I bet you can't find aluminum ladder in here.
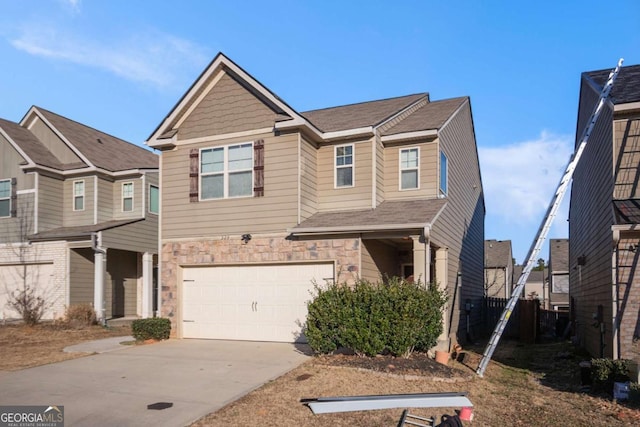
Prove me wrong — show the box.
[476,58,624,377]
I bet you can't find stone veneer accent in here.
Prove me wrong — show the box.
[0,241,68,320]
[160,235,361,336]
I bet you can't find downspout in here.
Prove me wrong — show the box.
[92,231,107,326]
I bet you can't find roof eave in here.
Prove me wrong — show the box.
[614,101,640,113]
[288,222,430,235]
[381,129,438,143]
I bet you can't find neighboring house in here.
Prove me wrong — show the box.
[146,53,485,348]
[0,107,159,322]
[548,238,569,311]
[484,239,513,298]
[569,63,640,360]
[513,266,547,303]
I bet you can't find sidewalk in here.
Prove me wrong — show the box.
[63,335,135,353]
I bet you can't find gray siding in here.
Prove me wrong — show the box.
[375,135,385,205]
[27,116,83,164]
[179,72,278,140]
[0,194,35,243]
[569,80,615,358]
[97,177,113,223]
[361,239,399,282]
[112,177,144,220]
[161,132,299,239]
[429,101,485,342]
[0,135,34,190]
[37,174,63,232]
[316,139,373,211]
[102,218,158,254]
[69,247,94,306]
[63,177,95,227]
[299,136,318,222]
[106,249,138,318]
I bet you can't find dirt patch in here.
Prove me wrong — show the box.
[192,340,640,426]
[0,323,131,371]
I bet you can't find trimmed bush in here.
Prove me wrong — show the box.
[131,318,171,341]
[64,304,97,327]
[305,277,447,357]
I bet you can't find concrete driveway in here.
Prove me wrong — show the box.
[0,339,310,427]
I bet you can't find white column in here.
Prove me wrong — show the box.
[412,236,430,285]
[142,252,153,318]
[94,251,106,323]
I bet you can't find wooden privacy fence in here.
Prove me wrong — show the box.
[482,297,541,343]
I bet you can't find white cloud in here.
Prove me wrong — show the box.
[10,24,209,89]
[479,131,573,227]
[58,0,81,13]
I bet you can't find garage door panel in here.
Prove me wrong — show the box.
[182,263,334,342]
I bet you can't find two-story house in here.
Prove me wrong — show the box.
[0,107,158,322]
[484,239,514,298]
[570,63,640,360]
[548,238,569,311]
[146,53,485,348]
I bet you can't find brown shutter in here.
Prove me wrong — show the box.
[10,177,17,217]
[253,139,264,197]
[189,149,199,202]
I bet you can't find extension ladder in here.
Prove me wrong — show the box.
[476,58,624,377]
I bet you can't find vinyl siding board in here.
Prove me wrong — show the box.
[375,135,385,205]
[0,193,35,243]
[383,140,438,200]
[179,72,279,140]
[27,117,83,165]
[162,132,299,239]
[361,239,399,282]
[69,247,94,306]
[569,80,615,358]
[316,139,373,211]
[112,177,143,220]
[299,136,318,222]
[614,117,640,199]
[102,218,158,254]
[429,102,485,338]
[0,134,33,190]
[97,177,113,223]
[63,177,95,227]
[37,174,63,232]
[105,248,138,318]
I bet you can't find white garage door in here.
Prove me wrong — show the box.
[0,263,55,319]
[182,263,334,342]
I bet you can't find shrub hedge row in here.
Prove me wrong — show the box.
[131,318,171,341]
[305,277,447,357]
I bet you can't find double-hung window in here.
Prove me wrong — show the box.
[122,182,134,212]
[201,142,253,199]
[335,144,354,188]
[440,150,448,196]
[0,179,10,217]
[149,185,159,214]
[400,147,419,190]
[73,180,84,211]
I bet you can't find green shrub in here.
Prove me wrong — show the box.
[64,304,97,328]
[305,277,447,357]
[131,318,171,341]
[590,358,631,392]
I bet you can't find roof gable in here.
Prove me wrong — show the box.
[0,117,66,170]
[381,97,468,136]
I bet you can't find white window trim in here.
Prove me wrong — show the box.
[334,143,354,189]
[149,184,159,215]
[199,142,254,201]
[73,179,85,212]
[122,181,134,212]
[439,150,448,197]
[0,178,10,218]
[399,146,420,191]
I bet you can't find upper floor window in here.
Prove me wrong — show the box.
[440,150,448,196]
[122,182,134,212]
[0,179,10,217]
[400,147,419,190]
[335,144,354,188]
[73,180,84,211]
[201,142,253,200]
[149,185,159,214]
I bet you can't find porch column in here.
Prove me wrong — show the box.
[142,252,153,318]
[412,236,430,285]
[94,251,106,323]
[435,248,450,348]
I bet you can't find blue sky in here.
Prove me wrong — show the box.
[0,0,638,263]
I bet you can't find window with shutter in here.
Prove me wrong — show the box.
[254,139,264,197]
[0,179,10,217]
[189,148,199,202]
[199,142,254,200]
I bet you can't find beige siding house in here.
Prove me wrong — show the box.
[569,64,640,360]
[147,53,485,348]
[0,107,159,322]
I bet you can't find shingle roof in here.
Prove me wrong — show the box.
[484,240,512,268]
[0,118,67,170]
[549,238,569,272]
[585,64,640,105]
[381,97,468,136]
[36,108,158,171]
[290,199,447,233]
[28,219,144,241]
[512,266,547,284]
[300,93,428,132]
